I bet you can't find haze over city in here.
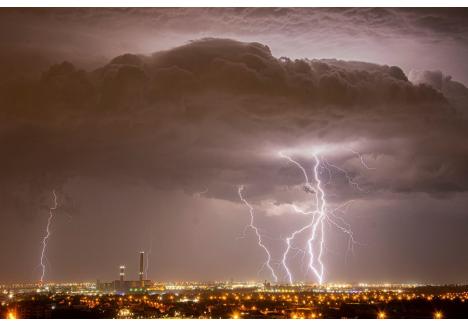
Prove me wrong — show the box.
[1,8,468,287]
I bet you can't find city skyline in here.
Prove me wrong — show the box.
[1,8,468,286]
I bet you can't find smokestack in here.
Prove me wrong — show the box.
[120,265,125,282]
[139,252,144,281]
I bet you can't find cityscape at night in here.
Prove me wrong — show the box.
[1,250,468,319]
[2,281,468,319]
[1,5,468,320]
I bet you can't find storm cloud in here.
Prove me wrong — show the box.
[1,38,466,203]
[1,9,468,284]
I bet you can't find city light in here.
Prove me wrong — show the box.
[7,310,17,319]
[0,281,467,318]
[377,311,386,319]
[117,308,133,318]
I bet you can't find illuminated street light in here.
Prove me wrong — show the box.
[7,310,17,319]
[377,311,386,319]
[231,312,240,319]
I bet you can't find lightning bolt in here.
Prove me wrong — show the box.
[279,151,323,284]
[349,148,376,170]
[303,152,326,284]
[323,160,364,192]
[280,151,359,285]
[39,190,58,284]
[238,185,278,282]
[322,148,376,192]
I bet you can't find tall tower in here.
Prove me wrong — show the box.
[119,265,125,282]
[139,251,144,282]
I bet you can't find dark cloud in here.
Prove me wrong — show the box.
[1,14,468,283]
[1,38,466,209]
[409,69,468,117]
[2,8,468,83]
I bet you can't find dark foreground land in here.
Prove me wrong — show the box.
[1,285,468,319]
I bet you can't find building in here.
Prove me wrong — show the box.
[97,252,152,294]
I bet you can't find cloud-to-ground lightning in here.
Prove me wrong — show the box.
[238,185,278,282]
[279,152,326,284]
[279,151,359,285]
[236,149,369,285]
[39,190,58,284]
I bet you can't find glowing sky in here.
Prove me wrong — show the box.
[0,8,468,284]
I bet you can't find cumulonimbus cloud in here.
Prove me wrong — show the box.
[1,38,467,217]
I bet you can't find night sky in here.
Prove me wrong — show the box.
[1,8,468,284]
